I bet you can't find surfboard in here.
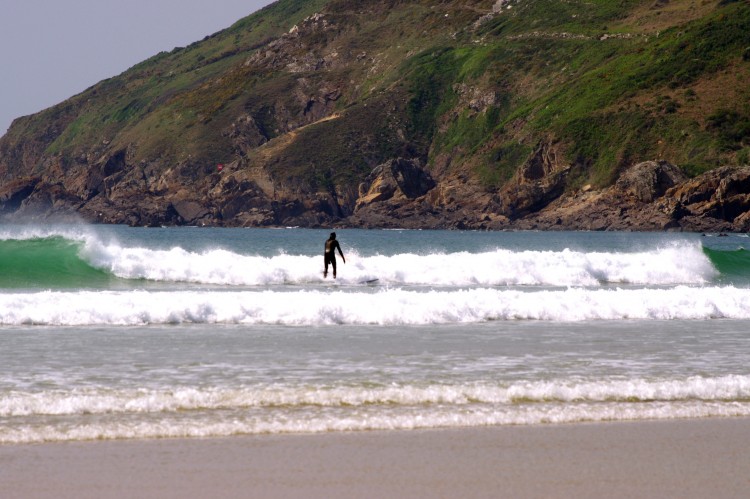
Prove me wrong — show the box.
[360,278,379,285]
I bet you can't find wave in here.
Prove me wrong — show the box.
[0,232,721,288]
[6,401,749,444]
[2,376,749,443]
[704,247,750,284]
[3,375,748,417]
[0,236,114,288]
[84,240,721,287]
[1,286,749,325]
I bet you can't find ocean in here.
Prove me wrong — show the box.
[1,225,749,444]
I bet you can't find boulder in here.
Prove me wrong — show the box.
[499,142,570,219]
[355,158,435,211]
[615,160,687,203]
[171,199,209,223]
[667,165,750,225]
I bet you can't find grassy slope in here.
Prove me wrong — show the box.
[422,0,750,190]
[2,0,749,200]
[2,0,328,171]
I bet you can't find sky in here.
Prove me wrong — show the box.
[0,0,275,136]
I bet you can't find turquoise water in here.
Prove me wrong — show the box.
[1,225,749,443]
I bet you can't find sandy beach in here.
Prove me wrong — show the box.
[1,418,748,499]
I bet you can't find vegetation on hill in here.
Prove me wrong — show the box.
[1,0,748,228]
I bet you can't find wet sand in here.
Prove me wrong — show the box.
[1,418,748,499]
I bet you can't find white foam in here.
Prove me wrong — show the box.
[0,285,748,325]
[2,376,749,443]
[6,401,748,444]
[81,241,715,287]
[0,224,95,242]
[2,375,748,417]
[0,227,717,287]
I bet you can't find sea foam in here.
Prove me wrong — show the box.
[0,227,718,287]
[82,240,716,287]
[3,376,749,443]
[1,286,749,325]
[3,375,748,417]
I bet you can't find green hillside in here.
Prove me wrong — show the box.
[1,0,748,228]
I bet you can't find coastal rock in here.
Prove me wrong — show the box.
[223,114,268,156]
[216,178,269,220]
[171,199,210,224]
[355,158,435,211]
[518,162,750,232]
[498,141,570,218]
[11,181,82,220]
[0,177,39,215]
[663,166,750,228]
[615,160,687,203]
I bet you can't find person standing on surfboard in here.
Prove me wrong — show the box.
[324,232,345,279]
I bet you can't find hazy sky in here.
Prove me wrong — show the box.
[0,0,275,136]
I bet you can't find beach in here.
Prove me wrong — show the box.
[2,227,750,497]
[2,418,748,498]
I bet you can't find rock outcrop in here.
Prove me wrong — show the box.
[2,153,749,231]
[497,141,571,219]
[513,161,750,232]
[345,158,438,228]
[355,158,435,208]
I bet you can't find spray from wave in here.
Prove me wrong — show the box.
[0,228,722,288]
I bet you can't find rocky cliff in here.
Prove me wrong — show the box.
[1,0,749,230]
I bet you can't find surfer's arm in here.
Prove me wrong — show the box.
[336,242,345,262]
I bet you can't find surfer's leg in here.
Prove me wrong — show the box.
[324,255,329,278]
[332,257,337,278]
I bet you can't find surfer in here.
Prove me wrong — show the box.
[323,232,345,278]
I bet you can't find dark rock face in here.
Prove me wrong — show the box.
[670,166,750,232]
[0,177,39,215]
[349,158,439,227]
[355,158,435,208]
[615,160,687,203]
[223,114,269,156]
[1,152,749,231]
[496,141,570,219]
[515,162,750,232]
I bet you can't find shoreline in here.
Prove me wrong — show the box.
[1,418,748,498]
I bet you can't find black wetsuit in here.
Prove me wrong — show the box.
[324,238,344,278]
